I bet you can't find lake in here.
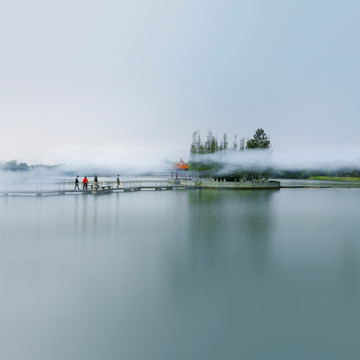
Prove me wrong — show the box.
[1,186,360,359]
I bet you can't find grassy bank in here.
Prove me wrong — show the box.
[309,176,360,181]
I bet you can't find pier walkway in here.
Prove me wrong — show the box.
[0,180,198,197]
[1,179,359,197]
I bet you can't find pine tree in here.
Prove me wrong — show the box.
[190,131,198,154]
[211,136,217,153]
[239,137,245,151]
[205,131,214,153]
[222,133,228,150]
[233,135,238,150]
[246,129,270,149]
[196,131,204,154]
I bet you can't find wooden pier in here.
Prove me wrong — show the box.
[2,179,357,197]
[0,180,198,197]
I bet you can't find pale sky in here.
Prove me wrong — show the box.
[1,0,359,167]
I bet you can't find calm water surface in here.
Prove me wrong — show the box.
[1,188,360,360]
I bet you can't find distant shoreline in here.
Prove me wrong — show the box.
[308,176,360,182]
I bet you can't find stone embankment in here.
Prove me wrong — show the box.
[176,179,281,190]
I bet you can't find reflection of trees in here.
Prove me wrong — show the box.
[188,190,275,271]
[167,190,277,302]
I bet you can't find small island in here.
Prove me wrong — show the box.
[169,128,280,189]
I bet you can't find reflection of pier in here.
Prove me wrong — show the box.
[0,180,198,197]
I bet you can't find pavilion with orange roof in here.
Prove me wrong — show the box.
[172,158,190,179]
[174,158,189,170]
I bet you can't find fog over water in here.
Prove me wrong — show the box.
[192,146,360,169]
[2,144,360,184]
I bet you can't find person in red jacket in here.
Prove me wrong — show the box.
[82,176,88,190]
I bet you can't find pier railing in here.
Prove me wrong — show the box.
[0,182,66,195]
[68,180,171,190]
[0,180,173,195]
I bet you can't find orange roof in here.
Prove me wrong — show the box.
[174,158,189,170]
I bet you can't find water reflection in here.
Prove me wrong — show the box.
[0,189,360,360]
[81,195,88,233]
[166,190,277,304]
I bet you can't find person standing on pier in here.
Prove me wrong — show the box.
[82,176,88,190]
[94,176,99,189]
[74,175,80,190]
[116,174,120,188]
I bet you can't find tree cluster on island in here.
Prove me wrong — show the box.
[189,128,272,181]
[190,128,270,154]
[188,129,360,181]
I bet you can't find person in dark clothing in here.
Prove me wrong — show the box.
[94,176,99,189]
[74,175,80,190]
